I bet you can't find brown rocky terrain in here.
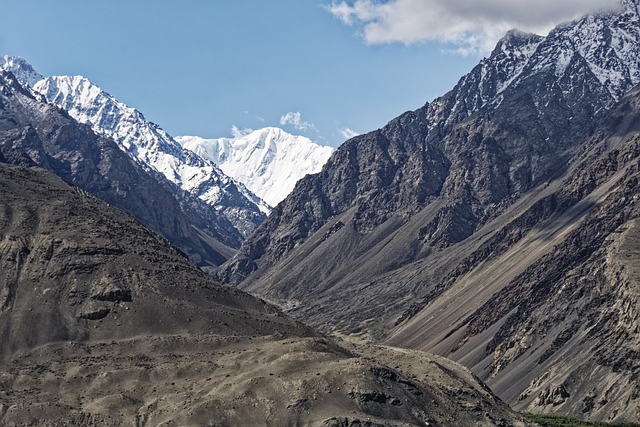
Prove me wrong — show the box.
[0,336,530,426]
[0,163,529,426]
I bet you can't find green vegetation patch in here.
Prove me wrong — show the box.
[523,413,640,427]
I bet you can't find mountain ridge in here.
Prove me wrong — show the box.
[31,72,268,241]
[0,69,234,267]
[217,2,640,421]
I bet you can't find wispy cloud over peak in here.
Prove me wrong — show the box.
[279,112,317,131]
[340,127,360,140]
[231,125,254,138]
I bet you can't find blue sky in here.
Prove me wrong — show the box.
[1,0,617,146]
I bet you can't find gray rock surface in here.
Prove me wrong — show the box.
[390,88,640,421]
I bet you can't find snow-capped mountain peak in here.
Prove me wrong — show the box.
[177,127,334,207]
[0,58,269,241]
[434,0,640,129]
[0,55,43,87]
[40,74,269,220]
[33,75,183,156]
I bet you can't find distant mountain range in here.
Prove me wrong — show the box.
[177,128,334,207]
[218,0,640,421]
[0,56,334,264]
[0,67,238,267]
[0,58,268,240]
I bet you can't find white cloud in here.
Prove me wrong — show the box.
[231,125,254,138]
[279,111,317,131]
[326,0,621,54]
[340,127,360,140]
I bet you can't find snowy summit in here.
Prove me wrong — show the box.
[177,128,334,207]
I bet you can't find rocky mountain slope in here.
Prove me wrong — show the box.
[178,127,334,207]
[1,56,267,244]
[219,1,640,421]
[389,85,640,421]
[0,70,233,267]
[0,162,530,426]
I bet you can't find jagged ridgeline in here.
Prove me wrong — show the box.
[0,67,252,268]
[219,1,640,422]
[0,56,271,267]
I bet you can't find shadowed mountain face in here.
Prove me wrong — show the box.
[0,163,530,426]
[219,3,640,421]
[0,163,309,361]
[0,70,236,267]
